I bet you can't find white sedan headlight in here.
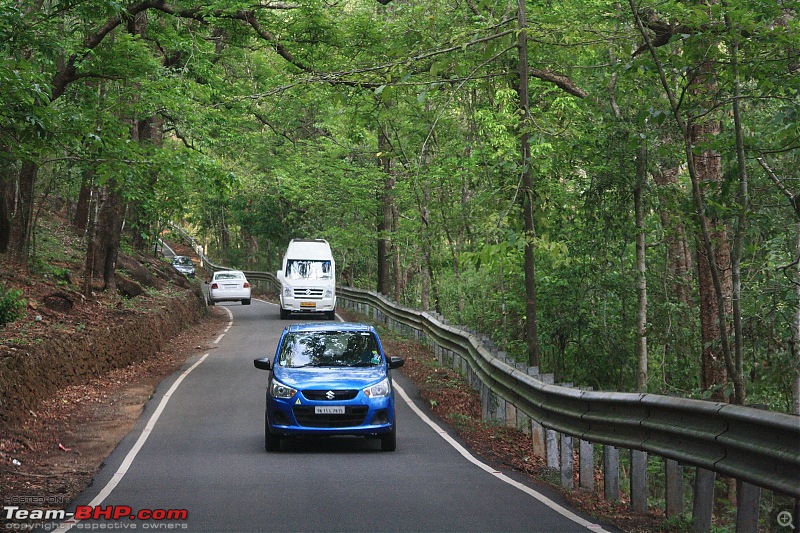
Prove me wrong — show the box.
[363,378,391,398]
[270,380,297,399]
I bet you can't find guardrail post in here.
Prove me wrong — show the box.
[505,396,517,428]
[488,385,499,422]
[515,405,530,434]
[665,458,684,518]
[579,386,594,491]
[457,353,468,377]
[529,367,544,452]
[734,481,760,533]
[631,450,648,513]
[531,418,546,457]
[490,387,503,423]
[580,438,594,491]
[546,429,560,470]
[603,445,620,501]
[559,381,576,490]
[692,468,715,532]
[541,373,559,470]
[561,433,574,489]
[480,381,490,420]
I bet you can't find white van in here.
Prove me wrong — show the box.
[276,239,336,320]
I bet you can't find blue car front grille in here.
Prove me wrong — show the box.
[293,406,369,427]
[302,389,358,401]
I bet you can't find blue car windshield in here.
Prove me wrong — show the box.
[279,331,380,368]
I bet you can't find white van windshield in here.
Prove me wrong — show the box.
[285,260,332,280]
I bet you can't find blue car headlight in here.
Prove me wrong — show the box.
[363,378,391,398]
[270,380,297,399]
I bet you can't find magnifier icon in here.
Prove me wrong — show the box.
[778,511,795,529]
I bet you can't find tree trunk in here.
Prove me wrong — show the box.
[634,144,648,391]
[516,0,541,367]
[755,158,800,413]
[653,166,693,306]
[392,203,401,302]
[6,161,37,266]
[101,187,124,292]
[629,0,742,403]
[73,170,93,233]
[727,25,749,406]
[0,156,12,254]
[692,119,732,402]
[83,186,98,298]
[377,129,393,296]
[92,183,124,292]
[793,224,800,416]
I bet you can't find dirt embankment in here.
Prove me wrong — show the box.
[0,240,208,431]
[0,243,212,512]
[0,288,206,428]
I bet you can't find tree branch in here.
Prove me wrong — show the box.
[757,156,800,219]
[529,68,587,98]
[50,0,305,100]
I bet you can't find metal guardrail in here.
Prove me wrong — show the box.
[337,286,800,499]
[163,225,799,499]
[167,224,279,288]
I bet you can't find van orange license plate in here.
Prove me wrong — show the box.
[300,302,316,308]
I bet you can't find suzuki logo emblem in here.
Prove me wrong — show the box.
[326,391,335,400]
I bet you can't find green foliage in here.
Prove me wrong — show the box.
[0,285,26,327]
[1,0,797,410]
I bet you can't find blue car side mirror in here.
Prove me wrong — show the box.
[254,358,272,371]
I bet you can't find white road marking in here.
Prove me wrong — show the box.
[329,313,608,531]
[56,303,605,532]
[57,352,211,532]
[393,383,610,532]
[213,306,234,343]
[57,303,241,531]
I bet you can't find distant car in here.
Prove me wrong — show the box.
[171,256,195,278]
[207,270,251,305]
[253,322,404,451]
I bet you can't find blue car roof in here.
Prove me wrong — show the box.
[284,322,376,334]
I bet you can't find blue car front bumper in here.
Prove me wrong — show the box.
[266,393,395,437]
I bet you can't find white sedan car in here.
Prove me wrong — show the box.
[207,270,251,305]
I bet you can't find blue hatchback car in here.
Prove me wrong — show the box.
[254,323,404,451]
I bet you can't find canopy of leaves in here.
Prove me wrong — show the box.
[1,0,798,409]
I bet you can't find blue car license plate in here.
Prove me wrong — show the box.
[315,406,345,414]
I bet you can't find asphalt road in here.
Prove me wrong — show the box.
[56,300,613,532]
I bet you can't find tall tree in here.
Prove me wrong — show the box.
[630,0,740,403]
